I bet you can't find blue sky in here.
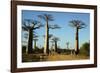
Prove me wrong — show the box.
[22,10,90,49]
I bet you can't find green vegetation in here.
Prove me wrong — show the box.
[79,42,90,56]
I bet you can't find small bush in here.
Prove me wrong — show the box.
[79,42,90,56]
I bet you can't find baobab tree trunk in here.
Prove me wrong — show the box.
[75,28,79,55]
[28,29,33,54]
[44,20,49,55]
[54,41,57,53]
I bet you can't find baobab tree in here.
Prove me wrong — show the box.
[33,35,38,49]
[50,41,55,51]
[42,34,53,53]
[38,14,60,55]
[33,34,39,49]
[69,20,86,55]
[22,19,43,54]
[51,37,60,53]
[66,42,69,49]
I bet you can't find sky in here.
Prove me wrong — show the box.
[22,10,90,49]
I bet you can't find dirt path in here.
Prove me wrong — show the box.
[47,54,89,61]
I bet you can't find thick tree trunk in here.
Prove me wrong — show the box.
[28,29,33,54]
[75,28,79,55]
[44,20,49,55]
[54,41,57,53]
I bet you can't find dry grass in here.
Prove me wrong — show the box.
[47,54,89,61]
[22,53,89,62]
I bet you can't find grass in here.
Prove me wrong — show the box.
[22,53,89,62]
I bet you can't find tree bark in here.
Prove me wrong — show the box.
[54,41,57,53]
[44,20,49,55]
[28,29,33,54]
[75,28,79,55]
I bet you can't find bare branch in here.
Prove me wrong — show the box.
[38,14,54,21]
[69,20,87,29]
[43,34,53,39]
[33,38,38,41]
[34,24,44,29]
[22,19,33,30]
[22,20,29,31]
[38,15,46,21]
[45,14,54,21]
[33,34,38,38]
[51,36,60,42]
[22,26,28,31]
[49,24,61,29]
[49,34,53,38]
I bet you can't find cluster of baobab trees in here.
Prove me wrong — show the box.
[22,14,86,55]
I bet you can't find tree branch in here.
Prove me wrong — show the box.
[49,24,61,29]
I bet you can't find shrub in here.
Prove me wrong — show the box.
[79,42,90,56]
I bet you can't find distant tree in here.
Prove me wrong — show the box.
[33,39,38,49]
[38,14,60,55]
[22,19,43,54]
[51,37,60,53]
[33,35,38,49]
[69,20,87,55]
[66,42,69,49]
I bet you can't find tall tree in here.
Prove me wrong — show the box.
[51,37,60,53]
[38,14,60,55]
[22,19,43,54]
[69,20,86,55]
